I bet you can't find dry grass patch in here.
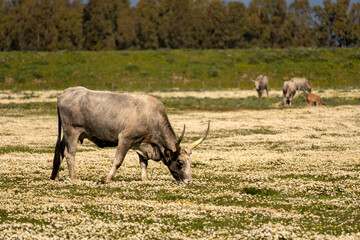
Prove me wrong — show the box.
[0,91,360,239]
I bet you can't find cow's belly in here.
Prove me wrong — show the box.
[90,136,118,148]
[79,133,118,148]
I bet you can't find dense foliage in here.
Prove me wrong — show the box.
[0,0,360,51]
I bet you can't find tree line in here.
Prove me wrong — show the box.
[0,0,359,51]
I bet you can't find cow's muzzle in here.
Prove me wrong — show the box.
[170,171,192,184]
[182,178,193,184]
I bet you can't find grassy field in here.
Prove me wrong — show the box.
[1,88,360,113]
[0,48,360,91]
[0,89,360,238]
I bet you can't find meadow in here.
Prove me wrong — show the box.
[0,89,360,239]
[0,48,360,91]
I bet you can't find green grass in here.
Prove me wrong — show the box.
[0,145,96,155]
[0,48,359,90]
[0,145,53,155]
[0,102,58,115]
[1,95,359,115]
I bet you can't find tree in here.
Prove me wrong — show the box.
[114,1,136,49]
[349,3,360,46]
[9,0,36,50]
[286,0,315,47]
[314,0,353,47]
[203,0,227,48]
[245,0,271,47]
[83,0,134,50]
[36,0,58,50]
[226,1,246,48]
[313,5,330,46]
[52,0,84,50]
[83,0,113,50]
[331,0,351,47]
[157,0,200,48]
[262,0,288,47]
[0,0,12,50]
[135,0,159,49]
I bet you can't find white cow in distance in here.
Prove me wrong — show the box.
[251,75,269,98]
[291,77,312,93]
[283,81,296,106]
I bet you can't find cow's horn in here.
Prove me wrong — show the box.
[177,125,185,145]
[251,79,256,83]
[189,122,210,151]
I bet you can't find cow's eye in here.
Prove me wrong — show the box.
[177,161,184,169]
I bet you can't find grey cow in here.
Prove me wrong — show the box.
[51,87,210,184]
[283,81,296,106]
[252,75,269,98]
[290,77,312,93]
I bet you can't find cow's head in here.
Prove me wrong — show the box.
[251,79,260,90]
[164,122,210,184]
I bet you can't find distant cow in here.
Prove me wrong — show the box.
[252,75,269,98]
[51,87,210,184]
[283,81,296,106]
[305,93,323,107]
[291,77,312,93]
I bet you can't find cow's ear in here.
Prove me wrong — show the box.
[164,149,174,161]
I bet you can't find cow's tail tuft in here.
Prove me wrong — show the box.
[51,106,62,180]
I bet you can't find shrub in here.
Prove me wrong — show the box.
[16,76,26,84]
[125,64,139,71]
[348,52,360,60]
[208,69,219,77]
[32,70,43,79]
[344,61,354,69]
[34,60,49,65]
[248,56,259,64]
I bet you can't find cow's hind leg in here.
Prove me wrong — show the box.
[63,129,80,180]
[106,138,133,183]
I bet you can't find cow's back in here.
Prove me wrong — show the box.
[57,87,171,144]
[291,78,311,91]
[283,81,295,95]
[256,75,269,86]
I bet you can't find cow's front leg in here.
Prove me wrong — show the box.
[106,138,132,183]
[138,154,149,181]
[257,90,262,98]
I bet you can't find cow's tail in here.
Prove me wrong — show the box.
[50,106,62,180]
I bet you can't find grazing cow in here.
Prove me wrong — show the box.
[51,87,210,184]
[305,93,323,107]
[251,75,269,98]
[291,77,312,93]
[283,81,296,106]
